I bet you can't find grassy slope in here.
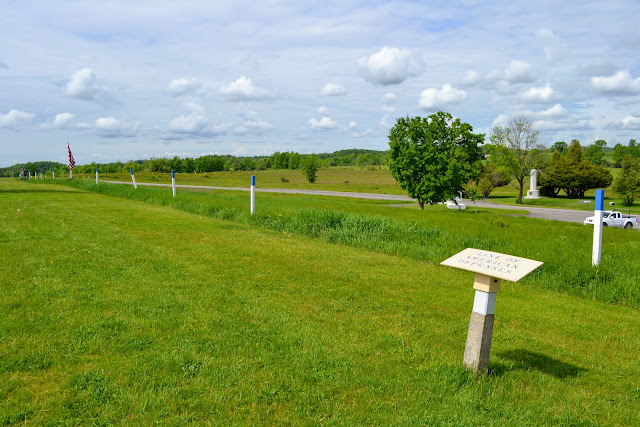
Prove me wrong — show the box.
[1,180,640,424]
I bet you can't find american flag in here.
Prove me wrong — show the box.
[67,142,76,170]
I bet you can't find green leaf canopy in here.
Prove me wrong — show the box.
[388,112,484,208]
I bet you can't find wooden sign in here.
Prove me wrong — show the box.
[440,248,543,282]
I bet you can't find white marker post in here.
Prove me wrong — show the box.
[592,189,604,267]
[130,169,138,189]
[250,175,256,215]
[441,248,543,373]
[40,171,43,180]
[70,168,72,179]
[96,166,99,184]
[28,170,31,179]
[171,170,176,198]
[52,168,55,179]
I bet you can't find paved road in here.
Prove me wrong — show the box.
[103,180,595,224]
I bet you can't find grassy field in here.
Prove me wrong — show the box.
[73,166,640,214]
[2,178,640,424]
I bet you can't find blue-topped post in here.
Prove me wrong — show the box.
[96,166,99,184]
[171,170,176,198]
[40,170,43,180]
[592,189,604,266]
[28,169,31,179]
[250,175,256,215]
[52,168,55,179]
[130,168,138,189]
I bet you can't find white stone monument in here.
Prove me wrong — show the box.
[525,168,540,199]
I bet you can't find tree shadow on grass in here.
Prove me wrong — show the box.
[491,349,587,379]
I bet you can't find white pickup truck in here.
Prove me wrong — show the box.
[584,210,638,229]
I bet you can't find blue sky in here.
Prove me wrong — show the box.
[2,0,640,167]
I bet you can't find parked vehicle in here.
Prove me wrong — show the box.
[584,210,638,229]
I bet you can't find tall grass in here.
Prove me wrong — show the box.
[34,178,640,308]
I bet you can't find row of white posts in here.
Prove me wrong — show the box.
[121,170,257,215]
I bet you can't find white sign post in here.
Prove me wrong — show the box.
[250,175,256,215]
[171,170,176,198]
[130,169,138,189]
[52,168,55,179]
[441,248,543,373]
[592,189,604,267]
[96,166,99,184]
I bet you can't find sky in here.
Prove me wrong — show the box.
[1,0,640,167]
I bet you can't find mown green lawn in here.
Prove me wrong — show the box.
[1,179,640,424]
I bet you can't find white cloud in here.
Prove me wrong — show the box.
[352,129,376,138]
[169,115,209,133]
[520,84,561,103]
[460,70,479,86]
[348,121,357,129]
[0,109,34,130]
[418,84,467,110]
[65,68,98,100]
[53,112,90,130]
[168,115,232,136]
[316,106,330,115]
[321,83,347,96]
[95,117,139,137]
[220,76,275,101]
[382,92,397,104]
[591,70,640,95]
[605,115,640,130]
[535,28,556,41]
[234,119,274,135]
[167,78,201,96]
[492,104,590,131]
[357,47,421,86]
[504,60,535,83]
[308,116,339,130]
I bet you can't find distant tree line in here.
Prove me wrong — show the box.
[1,149,388,177]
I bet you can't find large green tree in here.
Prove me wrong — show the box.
[539,140,613,198]
[612,155,640,206]
[388,112,484,210]
[489,117,544,204]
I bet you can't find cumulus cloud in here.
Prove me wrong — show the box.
[95,117,139,137]
[316,106,330,115]
[591,70,640,95]
[308,116,339,130]
[0,109,34,130]
[352,128,376,138]
[357,47,422,86]
[169,115,209,134]
[53,112,90,130]
[220,76,275,101]
[167,78,201,96]
[460,70,479,87]
[492,104,590,131]
[535,28,556,41]
[520,84,561,103]
[504,60,536,83]
[382,92,397,104]
[65,68,98,100]
[234,119,274,135]
[418,84,467,110]
[348,121,357,129]
[604,114,640,130]
[168,115,232,136]
[321,83,347,96]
